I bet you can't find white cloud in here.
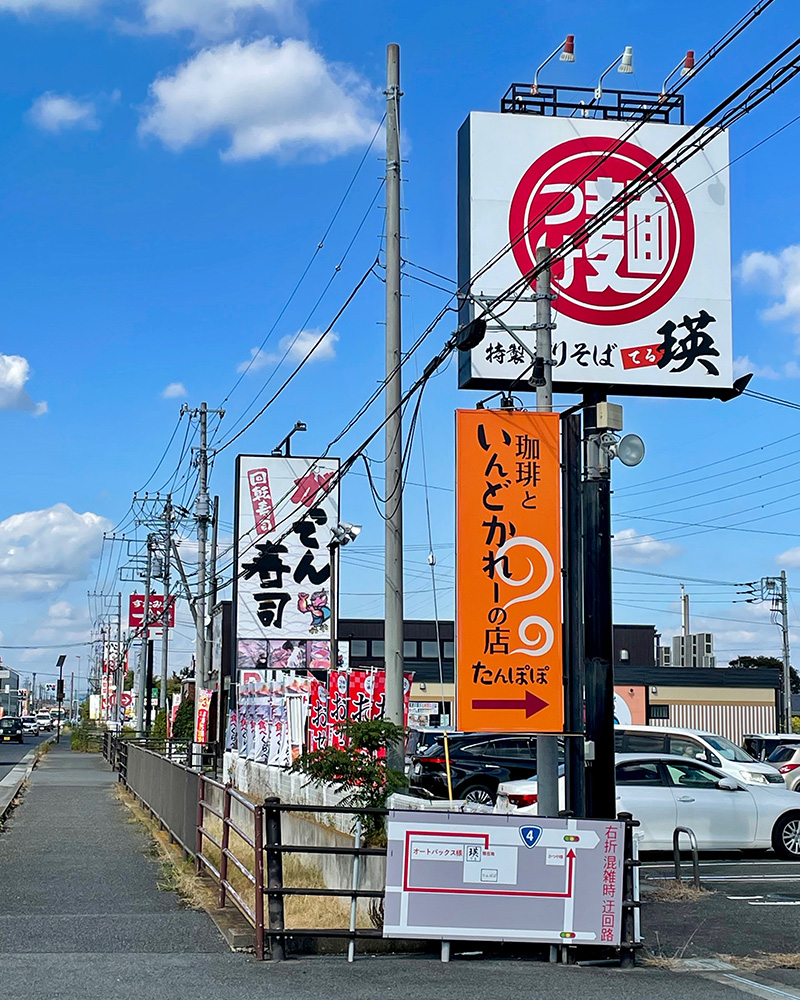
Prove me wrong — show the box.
[238,328,338,372]
[28,93,99,132]
[612,528,681,566]
[0,354,47,415]
[0,0,98,13]
[733,356,800,381]
[740,245,800,336]
[0,504,111,597]
[778,547,800,569]
[138,0,292,39]
[139,37,379,161]
[32,600,89,643]
[162,381,187,399]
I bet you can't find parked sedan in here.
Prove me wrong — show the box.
[410,733,549,804]
[495,753,800,859]
[767,744,800,791]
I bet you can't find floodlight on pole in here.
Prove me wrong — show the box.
[661,49,695,97]
[595,45,634,100]
[532,34,576,95]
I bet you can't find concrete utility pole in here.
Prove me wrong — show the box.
[116,592,123,729]
[533,246,559,819]
[136,535,155,732]
[195,403,211,695]
[781,570,792,732]
[160,497,172,710]
[681,583,690,665]
[384,42,404,765]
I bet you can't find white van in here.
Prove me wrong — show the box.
[615,724,785,786]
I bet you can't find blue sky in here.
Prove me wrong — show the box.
[2,0,800,692]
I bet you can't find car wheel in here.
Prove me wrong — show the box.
[772,813,800,859]
[460,783,496,806]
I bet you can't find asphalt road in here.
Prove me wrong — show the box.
[0,731,49,767]
[640,851,800,962]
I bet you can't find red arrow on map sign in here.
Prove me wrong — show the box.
[471,690,548,719]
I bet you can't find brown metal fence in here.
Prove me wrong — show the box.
[196,775,265,959]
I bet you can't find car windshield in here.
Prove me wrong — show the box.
[22,717,35,723]
[703,734,755,763]
[0,719,17,729]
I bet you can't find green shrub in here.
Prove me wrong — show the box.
[151,709,168,739]
[172,696,195,739]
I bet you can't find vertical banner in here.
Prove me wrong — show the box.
[196,688,213,743]
[234,456,340,644]
[456,410,563,733]
[308,678,328,751]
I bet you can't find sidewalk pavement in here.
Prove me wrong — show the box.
[0,744,755,1000]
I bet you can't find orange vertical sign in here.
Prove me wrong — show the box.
[456,409,563,733]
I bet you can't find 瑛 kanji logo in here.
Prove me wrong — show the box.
[509,137,695,326]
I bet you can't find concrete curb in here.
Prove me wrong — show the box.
[0,741,49,823]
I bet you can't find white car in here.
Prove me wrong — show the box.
[21,716,40,735]
[495,753,800,859]
[615,724,784,787]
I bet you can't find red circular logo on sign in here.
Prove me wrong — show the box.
[508,136,695,326]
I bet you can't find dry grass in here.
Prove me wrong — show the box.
[34,741,52,763]
[199,813,360,929]
[645,878,713,902]
[718,953,800,971]
[117,787,366,931]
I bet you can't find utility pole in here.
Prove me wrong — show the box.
[533,245,559,818]
[781,570,792,732]
[136,536,155,732]
[680,583,690,666]
[32,672,36,713]
[69,672,74,722]
[160,496,172,710]
[384,42,404,767]
[115,592,123,730]
[185,404,223,742]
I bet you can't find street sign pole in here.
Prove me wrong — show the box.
[55,654,66,745]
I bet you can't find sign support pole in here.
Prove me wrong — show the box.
[534,246,560,820]
[583,393,616,819]
[563,411,586,817]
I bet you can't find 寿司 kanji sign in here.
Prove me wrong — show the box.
[457,113,732,397]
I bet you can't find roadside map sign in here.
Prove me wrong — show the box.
[456,409,563,732]
[384,811,624,945]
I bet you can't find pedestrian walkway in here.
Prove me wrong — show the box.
[0,744,750,1000]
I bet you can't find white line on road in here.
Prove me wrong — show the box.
[724,973,800,1000]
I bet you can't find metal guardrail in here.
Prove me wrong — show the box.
[196,775,265,959]
[123,744,201,857]
[673,826,701,889]
[260,799,389,962]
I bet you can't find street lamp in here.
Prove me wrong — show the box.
[328,523,362,676]
[661,49,695,97]
[595,45,634,101]
[532,34,576,95]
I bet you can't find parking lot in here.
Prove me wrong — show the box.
[641,852,800,964]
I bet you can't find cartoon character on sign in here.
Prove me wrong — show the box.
[297,590,330,633]
[509,136,695,327]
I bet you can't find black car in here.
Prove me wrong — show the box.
[410,733,550,804]
[0,716,23,743]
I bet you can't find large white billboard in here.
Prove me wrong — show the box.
[234,456,340,643]
[457,113,732,397]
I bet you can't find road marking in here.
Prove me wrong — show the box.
[724,973,800,1000]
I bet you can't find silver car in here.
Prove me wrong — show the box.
[21,715,40,735]
[768,744,800,791]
